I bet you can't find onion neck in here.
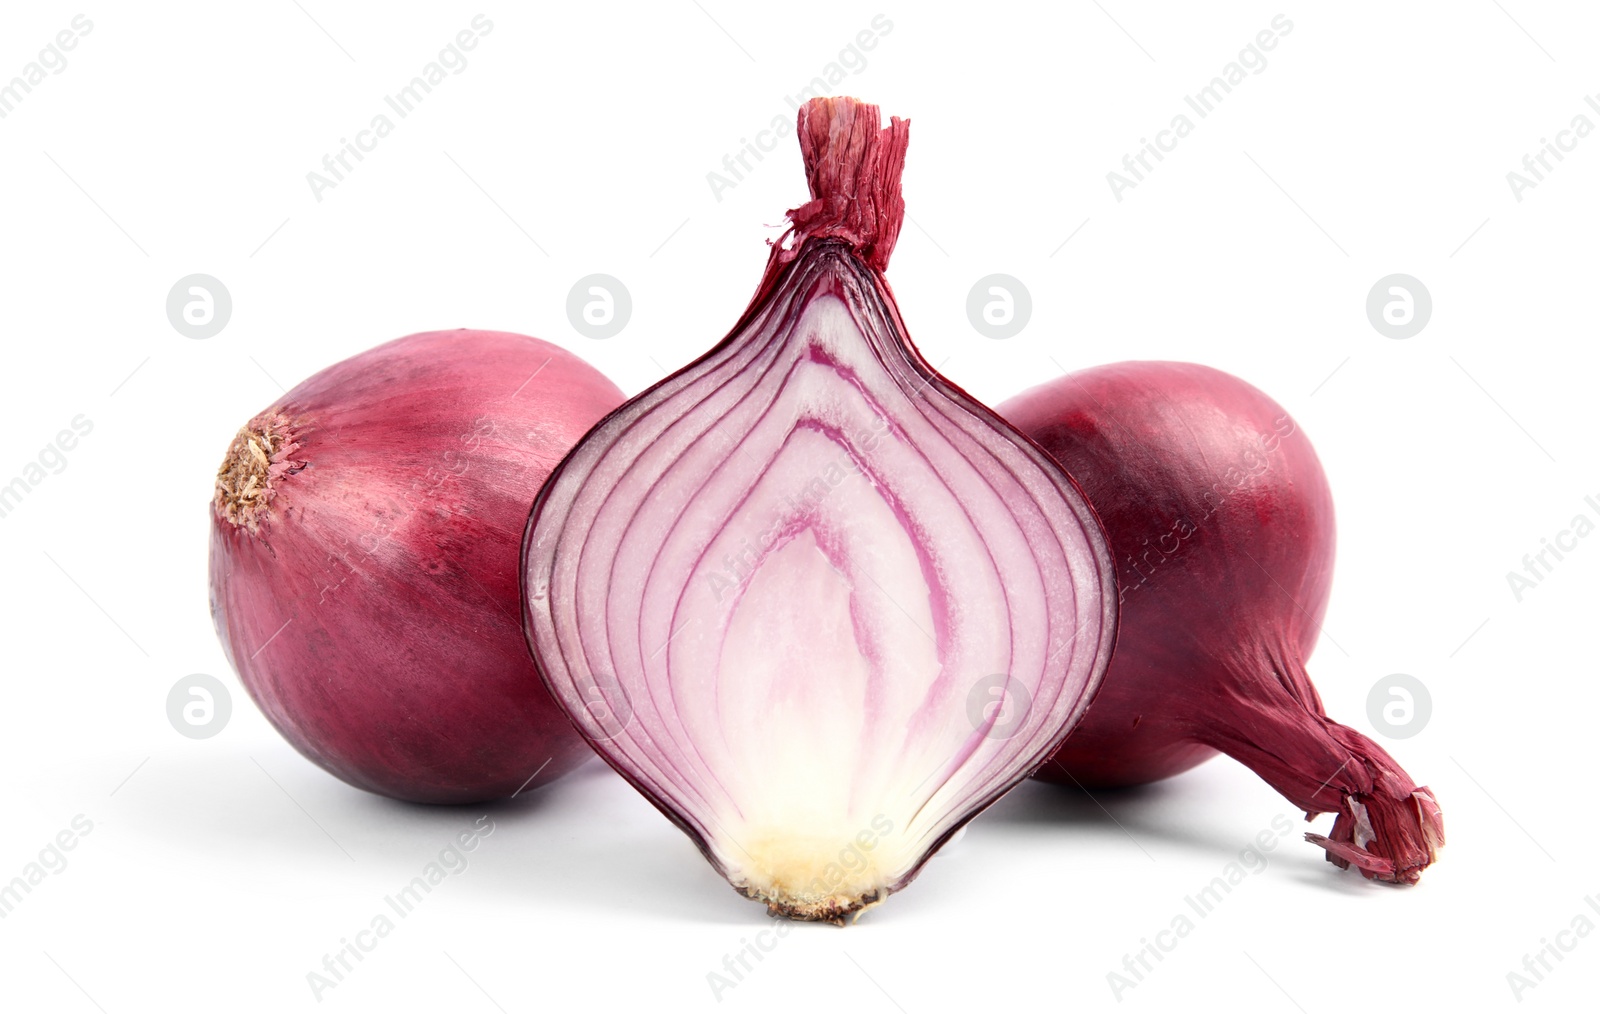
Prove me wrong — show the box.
[1195,649,1445,885]
[213,410,306,534]
[741,97,909,324]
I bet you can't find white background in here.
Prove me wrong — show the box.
[1,2,1595,1011]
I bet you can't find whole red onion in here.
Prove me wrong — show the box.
[1001,361,1443,884]
[209,329,623,804]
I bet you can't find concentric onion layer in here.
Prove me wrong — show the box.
[524,243,1115,916]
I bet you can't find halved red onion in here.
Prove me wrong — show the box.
[522,98,1116,921]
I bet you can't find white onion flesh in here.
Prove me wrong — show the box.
[524,242,1115,920]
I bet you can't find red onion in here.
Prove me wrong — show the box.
[522,98,1116,921]
[210,329,623,804]
[1000,361,1444,884]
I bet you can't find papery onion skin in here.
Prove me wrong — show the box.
[522,99,1117,921]
[1001,361,1444,884]
[210,329,623,804]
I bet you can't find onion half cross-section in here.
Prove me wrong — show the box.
[522,97,1117,922]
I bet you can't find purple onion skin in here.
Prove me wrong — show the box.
[1002,361,1443,883]
[210,330,623,804]
[1006,362,1334,788]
